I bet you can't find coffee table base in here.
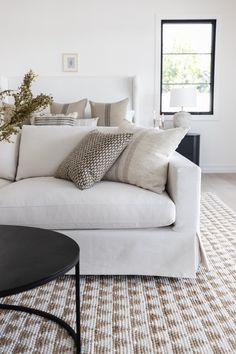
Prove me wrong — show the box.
[0,303,80,353]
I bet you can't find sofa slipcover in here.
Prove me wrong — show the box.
[0,179,12,189]
[0,177,175,229]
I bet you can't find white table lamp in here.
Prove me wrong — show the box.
[170,87,197,128]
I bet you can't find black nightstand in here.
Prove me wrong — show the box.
[176,133,200,166]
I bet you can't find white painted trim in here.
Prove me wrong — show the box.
[132,76,139,123]
[201,165,236,173]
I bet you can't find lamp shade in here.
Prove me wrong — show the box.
[170,87,197,108]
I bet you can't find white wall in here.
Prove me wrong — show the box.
[1,0,236,172]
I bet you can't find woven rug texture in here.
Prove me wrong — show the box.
[0,192,236,354]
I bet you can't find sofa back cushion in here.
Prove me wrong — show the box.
[0,133,21,181]
[16,125,117,180]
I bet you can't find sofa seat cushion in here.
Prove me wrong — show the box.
[0,177,176,229]
[0,179,12,189]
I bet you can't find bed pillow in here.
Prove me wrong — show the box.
[89,98,128,126]
[50,99,87,117]
[0,132,21,181]
[55,130,133,189]
[76,117,99,127]
[31,113,78,126]
[104,121,188,194]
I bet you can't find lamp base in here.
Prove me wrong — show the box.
[173,111,191,129]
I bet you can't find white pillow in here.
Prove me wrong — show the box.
[16,125,116,180]
[76,117,99,127]
[0,133,21,181]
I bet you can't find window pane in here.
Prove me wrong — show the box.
[161,20,216,114]
[163,23,213,54]
[162,84,211,113]
[162,54,211,85]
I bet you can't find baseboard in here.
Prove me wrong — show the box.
[201,165,236,173]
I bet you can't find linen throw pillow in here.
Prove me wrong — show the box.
[89,98,129,126]
[50,99,87,117]
[55,130,133,189]
[31,113,78,126]
[104,121,188,193]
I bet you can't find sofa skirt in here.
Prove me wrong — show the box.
[56,227,207,278]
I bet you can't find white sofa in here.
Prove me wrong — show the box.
[0,126,206,278]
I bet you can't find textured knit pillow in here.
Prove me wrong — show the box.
[31,113,78,126]
[104,121,188,194]
[89,98,128,126]
[50,99,87,117]
[55,130,133,189]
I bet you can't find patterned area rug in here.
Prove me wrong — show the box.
[0,193,236,354]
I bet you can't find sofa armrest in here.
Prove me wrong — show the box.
[167,152,201,232]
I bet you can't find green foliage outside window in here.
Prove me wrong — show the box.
[162,43,211,93]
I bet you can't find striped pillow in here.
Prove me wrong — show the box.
[89,98,129,126]
[31,113,78,126]
[104,121,188,194]
[50,99,87,117]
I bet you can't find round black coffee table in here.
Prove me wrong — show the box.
[0,225,80,353]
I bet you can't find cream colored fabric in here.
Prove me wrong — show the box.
[90,98,128,126]
[65,228,200,278]
[76,118,99,127]
[105,122,188,193]
[0,177,175,229]
[50,99,87,117]
[0,152,204,278]
[0,133,21,181]
[16,126,94,180]
[0,178,11,189]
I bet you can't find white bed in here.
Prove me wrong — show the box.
[6,75,139,121]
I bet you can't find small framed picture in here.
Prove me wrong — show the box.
[62,53,78,72]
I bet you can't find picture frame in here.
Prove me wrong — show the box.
[62,53,78,72]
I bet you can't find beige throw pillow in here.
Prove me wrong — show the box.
[104,121,188,193]
[50,99,87,117]
[89,98,128,126]
[55,130,133,190]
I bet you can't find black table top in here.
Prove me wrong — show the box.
[0,225,80,298]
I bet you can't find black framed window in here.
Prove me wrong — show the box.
[160,19,216,115]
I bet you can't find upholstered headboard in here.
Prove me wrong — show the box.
[6,75,139,121]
